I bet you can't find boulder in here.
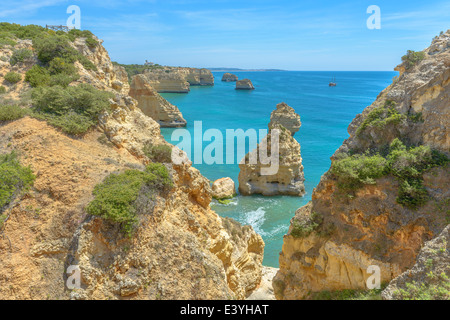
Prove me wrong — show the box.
[212,177,237,200]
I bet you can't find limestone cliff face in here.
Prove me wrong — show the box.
[273,30,450,300]
[382,225,449,300]
[73,36,130,95]
[129,74,186,128]
[238,104,305,196]
[143,67,214,93]
[0,31,264,300]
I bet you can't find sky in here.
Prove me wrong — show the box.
[1,0,449,70]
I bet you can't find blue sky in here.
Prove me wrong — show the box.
[1,0,449,70]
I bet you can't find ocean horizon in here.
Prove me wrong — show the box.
[160,70,398,267]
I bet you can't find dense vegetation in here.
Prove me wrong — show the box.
[0,23,113,135]
[0,151,35,214]
[87,163,173,236]
[332,139,449,209]
[402,50,426,70]
[31,84,114,135]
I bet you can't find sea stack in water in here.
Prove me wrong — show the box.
[268,102,301,136]
[212,177,237,200]
[236,79,255,90]
[238,103,305,196]
[129,74,187,127]
[222,73,238,82]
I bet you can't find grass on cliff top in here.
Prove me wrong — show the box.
[0,151,35,214]
[87,163,173,236]
[331,138,449,209]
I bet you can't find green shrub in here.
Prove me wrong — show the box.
[0,151,35,212]
[4,72,22,84]
[402,50,426,70]
[393,274,450,300]
[0,105,29,122]
[48,57,78,75]
[25,65,51,87]
[143,143,172,163]
[331,153,388,191]
[0,38,16,48]
[85,37,98,48]
[397,179,429,208]
[333,139,449,209]
[0,86,6,94]
[87,163,172,236]
[291,211,323,238]
[31,84,114,135]
[33,35,77,64]
[10,48,33,66]
[356,100,406,137]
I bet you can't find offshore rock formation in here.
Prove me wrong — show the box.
[212,178,237,200]
[236,79,255,90]
[273,30,450,300]
[382,225,449,300]
[268,103,302,136]
[0,29,264,300]
[143,67,214,93]
[238,104,305,196]
[222,73,238,82]
[129,74,187,127]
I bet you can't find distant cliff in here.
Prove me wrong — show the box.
[273,30,450,300]
[143,67,214,93]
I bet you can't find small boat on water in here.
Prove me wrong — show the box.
[329,77,337,87]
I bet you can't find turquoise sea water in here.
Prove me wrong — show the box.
[160,71,397,267]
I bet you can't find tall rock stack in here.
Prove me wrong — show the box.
[238,103,305,196]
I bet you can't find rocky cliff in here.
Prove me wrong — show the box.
[238,104,305,196]
[143,67,214,93]
[382,225,449,300]
[0,26,263,300]
[273,30,450,300]
[129,74,186,127]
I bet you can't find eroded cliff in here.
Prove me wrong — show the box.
[0,25,263,300]
[273,30,450,300]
